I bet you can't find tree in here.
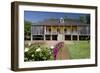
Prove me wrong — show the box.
[79,16,86,23]
[49,18,58,21]
[79,15,90,24]
[86,14,90,24]
[24,20,32,40]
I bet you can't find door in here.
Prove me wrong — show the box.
[57,34,64,41]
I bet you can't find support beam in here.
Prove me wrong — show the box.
[71,25,72,34]
[31,26,33,41]
[86,26,89,35]
[44,26,46,40]
[71,35,73,41]
[31,34,33,41]
[51,26,52,40]
[44,35,45,40]
[44,26,46,34]
[77,35,79,41]
[51,26,52,35]
[50,35,52,40]
[77,26,79,41]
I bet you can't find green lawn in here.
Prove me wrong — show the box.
[65,41,90,59]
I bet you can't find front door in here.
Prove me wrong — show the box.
[57,34,64,41]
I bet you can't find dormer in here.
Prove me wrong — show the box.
[60,17,64,23]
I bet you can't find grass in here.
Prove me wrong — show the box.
[65,41,90,59]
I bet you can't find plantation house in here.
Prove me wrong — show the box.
[31,18,90,41]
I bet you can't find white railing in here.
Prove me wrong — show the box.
[45,31,89,35]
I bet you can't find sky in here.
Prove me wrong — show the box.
[24,11,89,23]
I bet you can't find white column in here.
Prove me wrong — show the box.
[77,35,79,41]
[44,26,46,34]
[50,26,52,40]
[50,35,52,40]
[31,26,33,41]
[77,26,79,41]
[44,35,45,40]
[70,25,72,41]
[71,35,73,41]
[44,26,46,40]
[86,26,89,35]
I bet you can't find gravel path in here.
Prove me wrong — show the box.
[56,44,70,60]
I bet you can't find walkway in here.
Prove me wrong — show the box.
[56,44,70,60]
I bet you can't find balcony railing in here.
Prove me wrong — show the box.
[45,31,89,35]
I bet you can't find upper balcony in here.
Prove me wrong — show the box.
[31,26,90,35]
[45,30,90,35]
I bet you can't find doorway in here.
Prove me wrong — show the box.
[57,34,64,41]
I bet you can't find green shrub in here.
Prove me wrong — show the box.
[24,44,54,61]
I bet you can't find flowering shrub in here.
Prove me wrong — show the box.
[53,42,64,60]
[24,43,54,61]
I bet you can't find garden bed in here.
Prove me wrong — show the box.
[24,41,90,61]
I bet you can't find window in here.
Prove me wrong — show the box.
[79,26,90,35]
[49,28,51,32]
[33,35,44,40]
[73,35,77,40]
[64,28,67,32]
[57,28,60,33]
[65,35,71,40]
[32,26,44,35]
[52,35,57,40]
[79,35,90,40]
[45,35,51,40]
[46,27,51,34]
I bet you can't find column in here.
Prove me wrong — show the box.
[31,26,33,41]
[77,35,79,41]
[44,26,46,40]
[50,35,52,40]
[71,35,73,41]
[44,35,45,40]
[86,26,88,35]
[77,26,79,41]
[71,25,73,41]
[50,26,52,40]
[71,25,72,34]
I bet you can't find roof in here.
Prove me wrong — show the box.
[32,19,90,26]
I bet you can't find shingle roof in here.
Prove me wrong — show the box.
[32,19,89,26]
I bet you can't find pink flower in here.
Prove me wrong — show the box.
[53,42,64,60]
[53,48,59,60]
